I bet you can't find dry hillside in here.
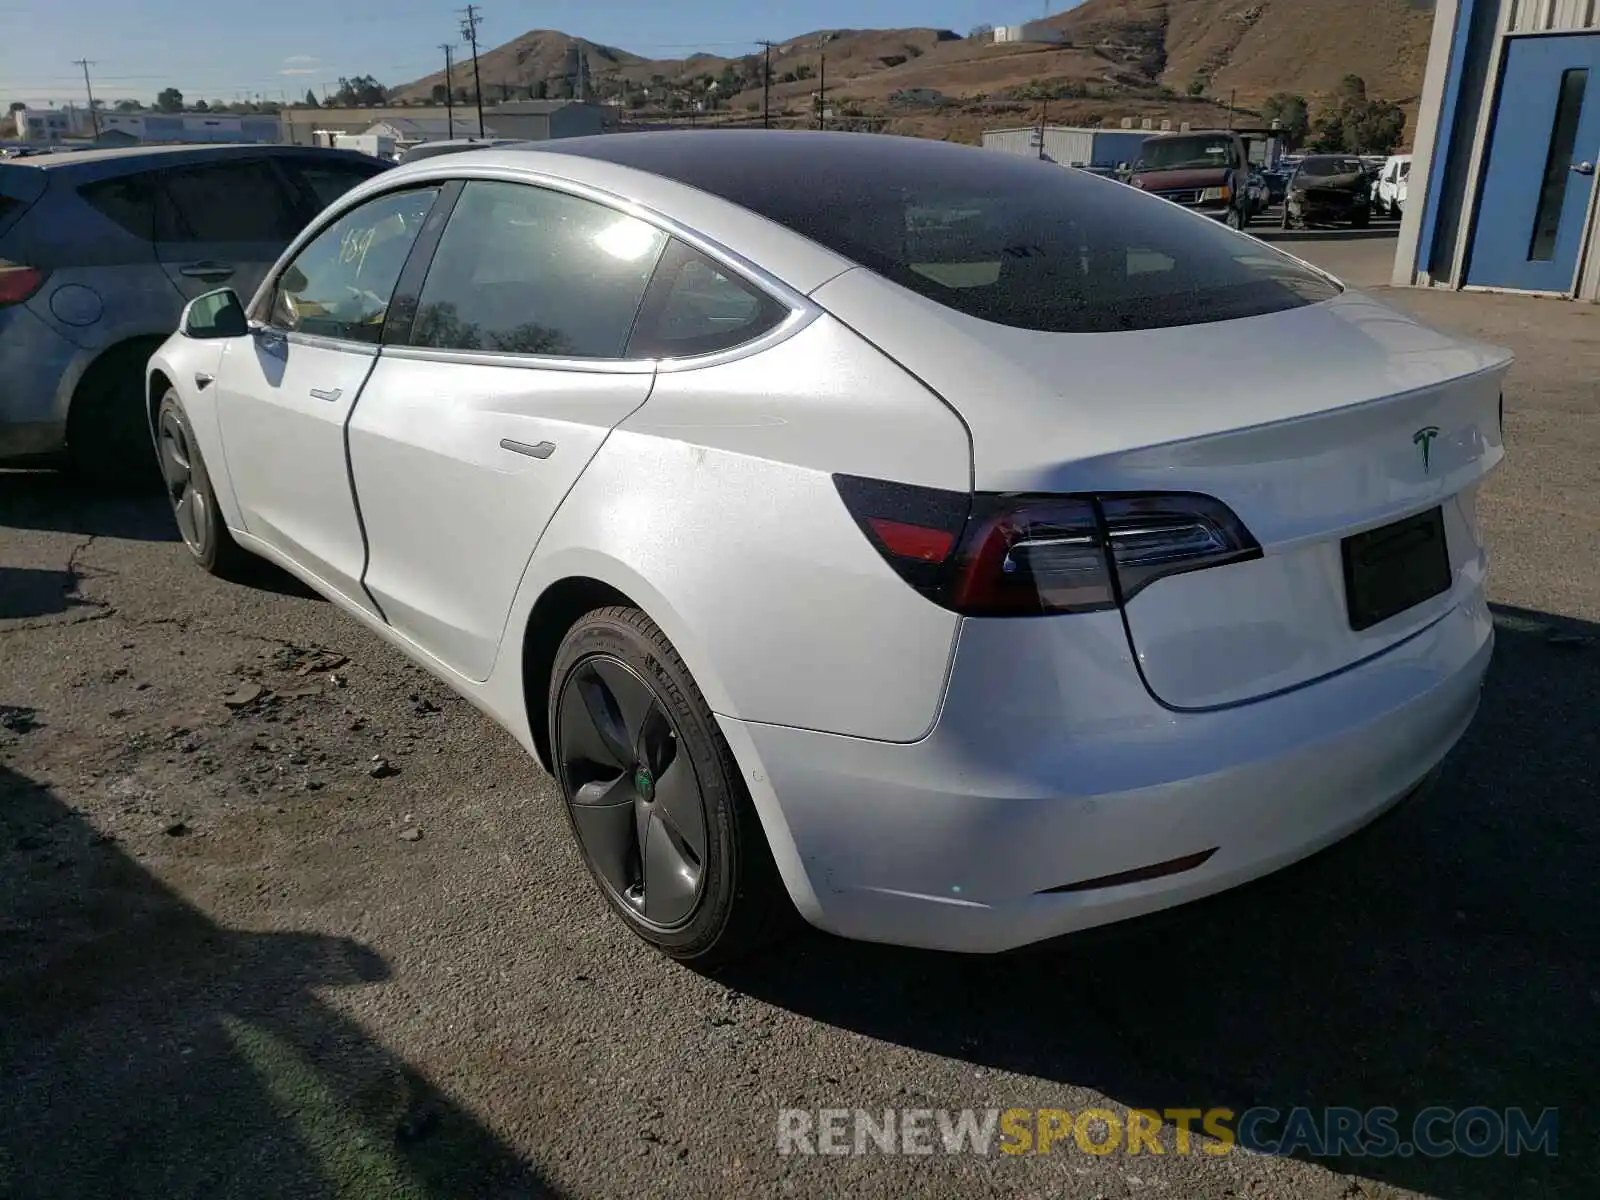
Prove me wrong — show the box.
[387,1,1435,141]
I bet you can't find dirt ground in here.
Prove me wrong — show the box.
[1,237,1596,1199]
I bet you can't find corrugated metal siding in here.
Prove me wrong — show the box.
[1509,0,1599,32]
[982,129,1038,155]
[1043,129,1095,165]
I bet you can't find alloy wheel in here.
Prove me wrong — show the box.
[158,407,208,556]
[556,654,708,929]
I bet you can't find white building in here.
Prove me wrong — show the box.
[13,107,88,141]
[93,111,283,144]
[994,21,1066,44]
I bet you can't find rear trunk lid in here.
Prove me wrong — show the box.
[812,269,1510,709]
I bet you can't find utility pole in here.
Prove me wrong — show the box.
[440,43,456,138]
[758,40,773,129]
[1227,88,1236,130]
[73,59,100,137]
[459,4,486,137]
[816,54,826,130]
[1037,98,1048,160]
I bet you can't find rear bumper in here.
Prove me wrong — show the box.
[721,594,1493,954]
[0,306,79,458]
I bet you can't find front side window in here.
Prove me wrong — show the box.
[156,160,303,243]
[410,180,667,358]
[270,187,438,342]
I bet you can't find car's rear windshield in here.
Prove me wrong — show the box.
[696,144,1337,332]
[1300,158,1363,177]
[1134,135,1239,171]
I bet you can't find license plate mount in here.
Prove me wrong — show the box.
[1342,507,1452,632]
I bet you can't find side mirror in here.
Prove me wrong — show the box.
[181,288,248,339]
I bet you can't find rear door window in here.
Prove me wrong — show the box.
[281,157,388,216]
[156,159,303,243]
[408,180,667,358]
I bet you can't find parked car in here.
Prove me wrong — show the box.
[1282,154,1373,229]
[1376,153,1412,217]
[1261,168,1290,206]
[149,131,1509,962]
[0,144,390,478]
[1127,129,1256,228]
[1245,170,1270,215]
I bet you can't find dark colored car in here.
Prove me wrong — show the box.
[1282,155,1372,230]
[1262,169,1289,206]
[0,144,390,477]
[1127,130,1255,229]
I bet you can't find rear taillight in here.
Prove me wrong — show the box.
[0,261,47,307]
[834,475,1261,618]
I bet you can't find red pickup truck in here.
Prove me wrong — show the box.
[1126,130,1257,229]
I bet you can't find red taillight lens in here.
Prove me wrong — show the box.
[834,475,1261,618]
[0,261,47,307]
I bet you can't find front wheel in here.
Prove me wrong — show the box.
[155,390,252,579]
[549,606,791,966]
[1352,206,1371,228]
[1225,206,1245,230]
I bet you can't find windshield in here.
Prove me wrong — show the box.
[1135,135,1239,171]
[1299,157,1364,178]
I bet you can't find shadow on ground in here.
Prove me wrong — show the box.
[0,470,323,601]
[1257,225,1401,243]
[722,604,1597,1200]
[0,763,561,1200]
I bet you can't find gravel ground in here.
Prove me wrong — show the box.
[1,239,1596,1200]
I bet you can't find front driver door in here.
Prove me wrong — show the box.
[213,185,440,610]
[348,179,672,682]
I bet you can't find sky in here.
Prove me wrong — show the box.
[3,1,1080,108]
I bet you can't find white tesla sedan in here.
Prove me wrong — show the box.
[146,131,1510,962]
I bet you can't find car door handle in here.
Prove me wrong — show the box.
[194,372,214,390]
[309,387,342,402]
[1573,162,1596,176]
[500,438,555,460]
[178,261,235,281]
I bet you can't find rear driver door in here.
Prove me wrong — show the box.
[153,157,305,304]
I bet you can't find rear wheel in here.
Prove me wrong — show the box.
[1352,206,1371,228]
[1225,206,1245,231]
[67,341,163,489]
[549,606,790,966]
[155,390,252,579]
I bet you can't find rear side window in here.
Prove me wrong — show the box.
[283,158,386,212]
[627,240,789,358]
[79,174,159,240]
[156,160,303,243]
[716,152,1338,333]
[409,180,667,358]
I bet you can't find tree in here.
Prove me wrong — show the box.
[1186,78,1206,98]
[532,78,549,100]
[192,99,209,112]
[155,87,184,113]
[332,75,387,107]
[968,24,994,39]
[1260,92,1310,150]
[1336,74,1368,102]
[8,100,27,113]
[113,98,142,112]
[304,89,320,108]
[1308,80,1405,155]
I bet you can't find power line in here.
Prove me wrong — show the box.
[459,4,485,137]
[72,59,101,137]
[440,42,455,138]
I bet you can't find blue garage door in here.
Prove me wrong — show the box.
[1466,34,1600,293]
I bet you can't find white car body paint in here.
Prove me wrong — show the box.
[147,136,1511,953]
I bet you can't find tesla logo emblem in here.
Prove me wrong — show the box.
[1413,426,1440,474]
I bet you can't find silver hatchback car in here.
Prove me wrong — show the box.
[0,143,388,479]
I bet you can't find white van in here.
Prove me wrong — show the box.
[1376,154,1411,217]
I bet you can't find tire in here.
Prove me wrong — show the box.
[1280,207,1292,230]
[155,389,253,579]
[66,342,164,489]
[549,606,791,966]
[1352,206,1370,228]
[1225,206,1245,231]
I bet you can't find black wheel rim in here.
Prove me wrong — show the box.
[555,654,708,930]
[157,407,208,556]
